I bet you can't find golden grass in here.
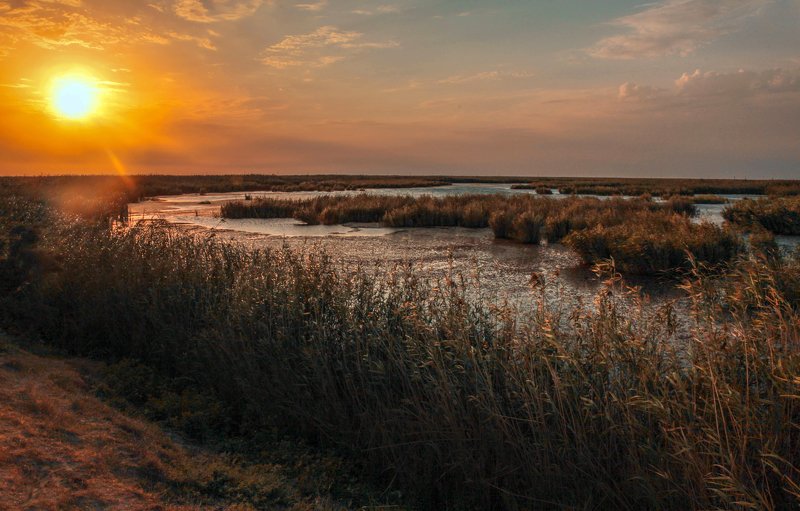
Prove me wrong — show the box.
[2,184,800,509]
[723,196,800,234]
[0,335,382,511]
[2,220,791,509]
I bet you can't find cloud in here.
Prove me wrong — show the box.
[0,2,126,50]
[675,67,800,96]
[173,0,263,22]
[0,1,219,52]
[261,25,398,68]
[351,4,398,16]
[167,30,217,50]
[588,0,768,59]
[438,70,534,85]
[618,82,663,100]
[295,0,326,12]
[618,67,800,103]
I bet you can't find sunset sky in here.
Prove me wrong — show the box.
[1,0,798,177]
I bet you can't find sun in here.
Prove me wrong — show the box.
[51,76,100,120]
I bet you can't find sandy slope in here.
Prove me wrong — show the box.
[0,335,358,511]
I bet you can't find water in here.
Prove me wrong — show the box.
[124,185,655,304]
[129,183,767,237]
[128,184,798,310]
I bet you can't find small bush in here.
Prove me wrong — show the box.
[564,213,743,274]
[723,197,800,234]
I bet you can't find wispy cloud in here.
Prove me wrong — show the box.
[617,82,663,100]
[296,0,327,12]
[438,70,534,85]
[588,0,768,59]
[351,4,398,16]
[619,67,800,101]
[0,1,219,52]
[167,30,217,50]
[0,2,126,50]
[675,67,800,96]
[261,25,398,69]
[173,0,263,23]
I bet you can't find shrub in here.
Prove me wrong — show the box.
[723,197,800,234]
[564,213,743,274]
[686,194,729,204]
[510,211,545,243]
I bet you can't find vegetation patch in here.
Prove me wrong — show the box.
[2,179,800,510]
[510,177,798,196]
[723,196,800,234]
[563,212,743,275]
[222,194,726,273]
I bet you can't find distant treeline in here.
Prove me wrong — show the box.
[222,194,743,274]
[511,177,800,196]
[2,175,798,208]
[3,173,792,214]
[0,175,451,206]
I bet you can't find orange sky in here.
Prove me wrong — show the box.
[1,0,799,177]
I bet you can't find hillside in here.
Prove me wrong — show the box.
[0,333,385,510]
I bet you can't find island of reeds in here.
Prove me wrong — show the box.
[220,194,740,275]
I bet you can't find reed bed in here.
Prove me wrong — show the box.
[510,177,799,197]
[221,194,694,229]
[0,202,797,510]
[221,194,500,227]
[0,175,451,207]
[723,197,800,234]
[563,212,743,274]
[509,184,554,194]
[680,194,729,204]
[4,176,800,214]
[222,194,729,274]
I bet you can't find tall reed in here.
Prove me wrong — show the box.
[3,210,797,510]
[563,212,743,275]
[723,197,800,234]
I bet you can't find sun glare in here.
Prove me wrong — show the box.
[51,76,99,120]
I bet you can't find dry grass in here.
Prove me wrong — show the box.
[2,219,792,509]
[2,182,800,509]
[677,194,729,204]
[723,196,800,234]
[563,211,743,275]
[511,177,800,196]
[0,335,380,511]
[221,194,737,274]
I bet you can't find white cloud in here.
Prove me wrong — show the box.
[351,4,398,16]
[261,25,398,68]
[588,0,768,59]
[296,0,327,12]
